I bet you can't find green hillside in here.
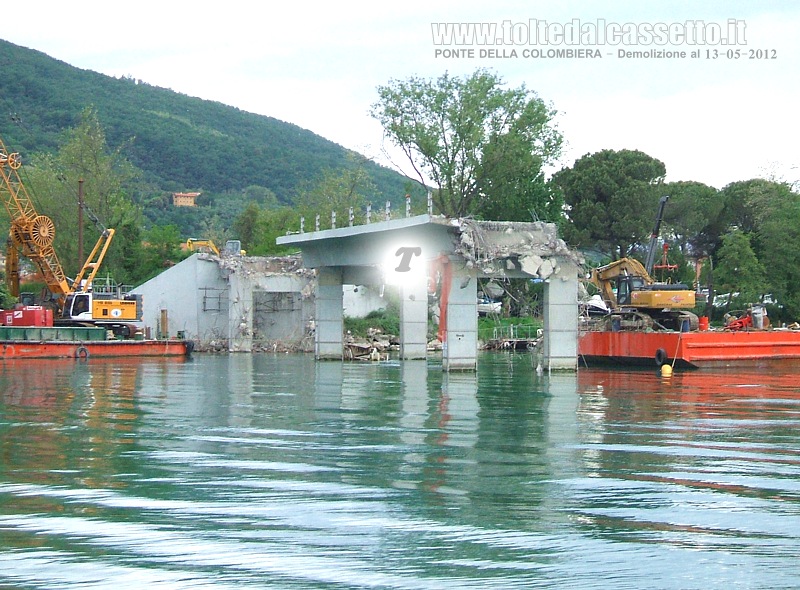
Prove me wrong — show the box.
[0,38,414,215]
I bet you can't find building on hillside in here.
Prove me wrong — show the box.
[131,253,386,351]
[172,191,200,207]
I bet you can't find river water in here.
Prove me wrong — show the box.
[1,353,799,589]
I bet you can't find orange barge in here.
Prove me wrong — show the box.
[1,338,193,360]
[0,325,193,360]
[578,328,800,369]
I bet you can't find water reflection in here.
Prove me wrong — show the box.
[0,358,154,490]
[1,354,799,588]
[569,366,800,571]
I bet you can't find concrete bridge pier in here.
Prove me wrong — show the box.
[316,267,344,360]
[441,262,478,371]
[227,271,254,352]
[400,279,429,360]
[542,259,580,371]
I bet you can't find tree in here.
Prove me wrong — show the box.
[371,69,562,218]
[475,133,562,222]
[716,180,764,238]
[714,229,766,308]
[233,205,301,256]
[140,224,185,278]
[743,180,800,319]
[233,202,262,251]
[552,149,666,258]
[24,107,146,283]
[295,153,378,226]
[659,181,723,257]
[0,270,15,308]
[242,185,281,208]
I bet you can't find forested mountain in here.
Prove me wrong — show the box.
[0,38,412,211]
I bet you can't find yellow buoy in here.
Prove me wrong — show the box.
[660,364,673,378]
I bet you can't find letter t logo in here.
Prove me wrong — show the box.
[394,247,421,272]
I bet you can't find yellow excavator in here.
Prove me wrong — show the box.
[185,238,245,256]
[0,136,141,334]
[588,196,698,331]
[185,238,220,256]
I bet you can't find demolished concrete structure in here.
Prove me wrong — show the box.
[132,216,583,369]
[132,253,317,352]
[278,214,583,371]
[452,220,584,371]
[452,219,580,280]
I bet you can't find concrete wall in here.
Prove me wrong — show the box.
[342,285,386,318]
[133,254,229,342]
[228,271,315,351]
[253,291,306,342]
[132,254,315,350]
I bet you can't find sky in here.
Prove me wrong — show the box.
[4,0,800,190]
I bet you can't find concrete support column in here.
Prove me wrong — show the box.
[400,279,429,360]
[543,260,579,371]
[442,263,478,371]
[316,267,344,360]
[228,271,253,352]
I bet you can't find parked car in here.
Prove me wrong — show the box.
[477,297,502,316]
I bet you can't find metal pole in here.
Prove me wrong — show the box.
[78,179,84,268]
[644,195,670,276]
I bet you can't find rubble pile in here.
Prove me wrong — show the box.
[205,252,316,278]
[450,219,584,280]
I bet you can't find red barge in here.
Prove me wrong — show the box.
[578,327,800,369]
[0,325,193,360]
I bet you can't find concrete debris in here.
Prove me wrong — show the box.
[451,219,583,278]
[201,252,316,278]
[519,254,544,276]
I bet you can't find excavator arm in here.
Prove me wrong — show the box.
[590,256,695,311]
[644,195,670,275]
[186,238,220,256]
[589,257,652,308]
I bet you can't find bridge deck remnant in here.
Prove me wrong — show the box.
[278,214,582,371]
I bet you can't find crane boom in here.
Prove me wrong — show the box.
[644,195,670,276]
[72,228,115,292]
[0,137,71,300]
[186,238,220,257]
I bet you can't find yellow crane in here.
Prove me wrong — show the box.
[185,238,245,256]
[0,143,70,300]
[0,136,141,329]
